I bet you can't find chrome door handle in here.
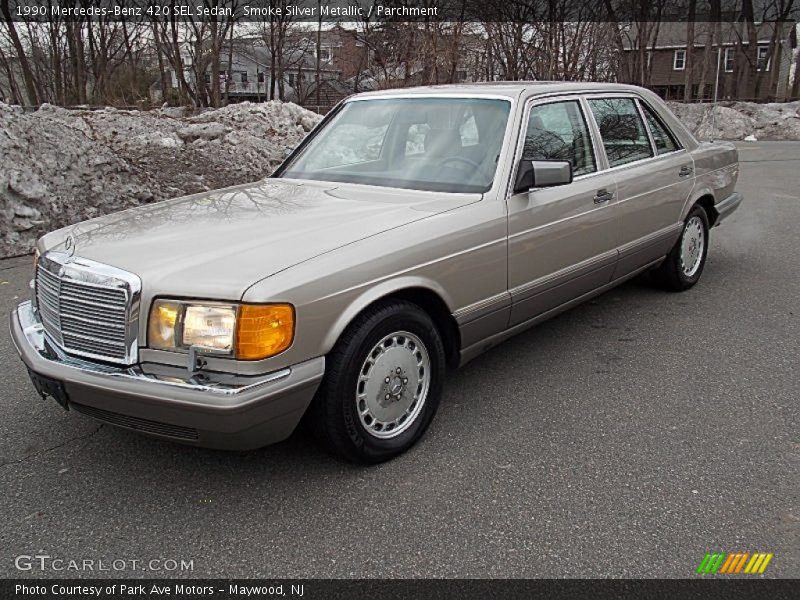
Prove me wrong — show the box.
[679,166,694,177]
[593,189,614,204]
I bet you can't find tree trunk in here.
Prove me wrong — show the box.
[209,21,221,108]
[0,44,21,103]
[683,0,696,101]
[48,21,65,105]
[315,2,321,107]
[152,23,170,104]
[698,0,722,102]
[269,18,277,100]
[225,23,234,106]
[1,0,39,104]
[735,0,757,100]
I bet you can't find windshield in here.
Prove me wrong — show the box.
[279,97,512,193]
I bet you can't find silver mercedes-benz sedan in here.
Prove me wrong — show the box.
[11,82,742,463]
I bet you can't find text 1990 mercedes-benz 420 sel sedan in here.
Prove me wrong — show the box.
[11,83,742,463]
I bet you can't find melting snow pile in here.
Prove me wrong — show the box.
[668,100,800,141]
[0,101,321,257]
[1,99,799,258]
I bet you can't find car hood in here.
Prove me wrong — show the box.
[41,179,479,300]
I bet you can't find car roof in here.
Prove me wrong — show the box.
[350,81,648,101]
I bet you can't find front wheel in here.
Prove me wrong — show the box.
[308,300,446,464]
[651,205,710,291]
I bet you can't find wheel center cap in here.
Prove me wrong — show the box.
[389,376,404,395]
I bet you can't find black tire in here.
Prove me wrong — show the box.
[308,300,446,464]
[651,205,710,292]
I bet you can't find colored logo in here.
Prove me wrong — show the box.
[696,552,773,574]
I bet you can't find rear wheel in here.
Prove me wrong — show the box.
[651,205,710,291]
[308,300,445,464]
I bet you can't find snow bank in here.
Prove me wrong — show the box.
[667,100,800,141]
[0,101,321,257]
[1,99,798,258]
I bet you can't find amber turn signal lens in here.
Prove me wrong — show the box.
[148,301,181,351]
[235,304,294,360]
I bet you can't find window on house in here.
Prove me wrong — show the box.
[204,73,211,84]
[673,49,686,71]
[757,45,770,71]
[318,47,331,61]
[288,73,295,87]
[241,72,248,84]
[257,72,265,83]
[724,48,735,72]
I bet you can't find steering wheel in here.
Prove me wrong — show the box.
[437,156,482,171]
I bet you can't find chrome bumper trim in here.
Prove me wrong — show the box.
[13,301,290,396]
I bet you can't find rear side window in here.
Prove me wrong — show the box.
[523,100,596,177]
[588,98,653,168]
[641,103,680,154]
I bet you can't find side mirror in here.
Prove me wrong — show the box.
[513,159,573,194]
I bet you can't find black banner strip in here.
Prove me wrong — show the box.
[4,0,800,23]
[3,579,800,600]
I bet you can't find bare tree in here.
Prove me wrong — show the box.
[683,0,697,101]
[1,0,39,103]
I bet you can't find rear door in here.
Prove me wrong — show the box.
[507,96,618,327]
[586,95,694,276]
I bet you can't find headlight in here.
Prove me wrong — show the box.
[148,300,294,360]
[183,305,237,350]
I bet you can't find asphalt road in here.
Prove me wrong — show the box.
[0,142,798,579]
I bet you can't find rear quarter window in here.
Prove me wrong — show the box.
[641,102,680,154]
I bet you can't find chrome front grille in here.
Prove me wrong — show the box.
[35,253,141,365]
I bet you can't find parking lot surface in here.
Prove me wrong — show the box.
[0,142,797,578]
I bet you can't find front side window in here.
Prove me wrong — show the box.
[523,100,596,177]
[641,103,679,154]
[588,98,654,168]
[281,97,512,193]
[673,49,686,70]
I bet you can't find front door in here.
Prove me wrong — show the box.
[507,97,618,327]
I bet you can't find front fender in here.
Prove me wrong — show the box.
[318,276,455,354]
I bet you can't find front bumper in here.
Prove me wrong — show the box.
[10,301,324,450]
[714,191,743,225]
